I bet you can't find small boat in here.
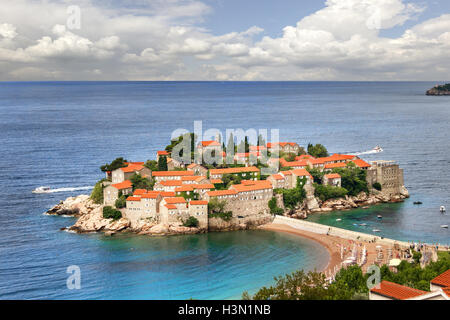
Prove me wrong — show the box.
[413,201,423,205]
[336,218,342,222]
[441,225,448,229]
[373,229,381,233]
[440,206,446,213]
[373,145,383,153]
[32,186,51,194]
[359,223,367,226]
[377,215,383,219]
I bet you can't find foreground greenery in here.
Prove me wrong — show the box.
[102,206,122,220]
[243,251,450,300]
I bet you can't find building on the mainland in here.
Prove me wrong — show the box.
[323,173,341,187]
[366,160,405,196]
[209,166,260,180]
[369,270,450,300]
[266,142,300,154]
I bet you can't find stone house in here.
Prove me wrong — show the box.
[154,180,183,192]
[366,160,405,196]
[103,180,133,206]
[188,200,208,229]
[267,142,300,154]
[323,173,342,187]
[160,197,189,225]
[111,163,151,183]
[152,170,195,182]
[181,175,208,184]
[186,163,208,176]
[167,157,183,170]
[125,191,162,226]
[197,140,222,157]
[209,166,260,180]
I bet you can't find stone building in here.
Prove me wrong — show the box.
[151,170,195,182]
[188,200,208,229]
[267,142,300,154]
[186,163,208,176]
[209,166,260,180]
[366,160,405,196]
[205,180,273,217]
[111,163,151,183]
[103,180,133,206]
[160,197,190,225]
[323,173,342,187]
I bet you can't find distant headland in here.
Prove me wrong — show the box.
[426,83,450,96]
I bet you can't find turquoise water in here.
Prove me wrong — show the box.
[0,227,328,299]
[1,81,449,299]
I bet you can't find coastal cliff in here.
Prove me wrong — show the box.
[426,84,450,96]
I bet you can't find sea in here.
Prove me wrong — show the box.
[0,81,449,299]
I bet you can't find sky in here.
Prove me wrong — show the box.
[0,0,449,81]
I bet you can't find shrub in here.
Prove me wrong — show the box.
[307,143,329,158]
[208,198,233,221]
[130,173,153,190]
[314,184,348,201]
[100,157,127,172]
[332,164,368,196]
[103,206,122,220]
[90,179,106,204]
[268,197,284,215]
[183,216,199,228]
[209,211,233,221]
[115,195,126,208]
[372,182,382,191]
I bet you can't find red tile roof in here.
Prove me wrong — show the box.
[210,179,223,184]
[269,174,284,180]
[111,180,132,190]
[193,184,215,189]
[120,163,144,173]
[152,171,195,177]
[157,150,169,156]
[175,185,194,192]
[126,196,141,202]
[209,166,259,175]
[324,173,341,179]
[141,191,161,199]
[290,169,313,178]
[280,159,309,168]
[207,189,238,197]
[164,197,187,204]
[159,180,183,186]
[230,180,273,193]
[296,155,315,160]
[370,281,427,300]
[165,204,177,209]
[133,189,148,196]
[267,142,297,148]
[324,162,348,169]
[190,200,208,205]
[160,191,175,197]
[181,176,206,181]
[200,140,221,147]
[351,159,371,168]
[431,269,450,288]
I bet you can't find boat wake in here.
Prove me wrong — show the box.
[33,186,93,194]
[353,146,384,156]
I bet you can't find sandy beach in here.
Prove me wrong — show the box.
[261,223,403,276]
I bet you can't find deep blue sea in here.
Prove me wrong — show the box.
[0,81,449,299]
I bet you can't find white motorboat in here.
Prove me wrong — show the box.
[377,215,383,219]
[440,206,446,213]
[441,225,448,229]
[359,223,367,226]
[32,186,51,194]
[373,145,383,153]
[336,219,342,222]
[373,229,381,233]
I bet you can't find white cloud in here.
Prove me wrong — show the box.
[0,0,449,80]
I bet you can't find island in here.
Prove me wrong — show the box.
[47,135,409,237]
[426,83,450,95]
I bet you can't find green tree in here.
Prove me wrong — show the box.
[90,179,107,204]
[268,197,284,215]
[100,157,127,172]
[332,163,368,196]
[372,182,382,191]
[129,173,153,190]
[307,167,325,184]
[314,184,348,201]
[158,156,168,171]
[115,195,126,208]
[307,143,329,158]
[144,160,158,171]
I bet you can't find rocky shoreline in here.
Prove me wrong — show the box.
[279,185,409,220]
[426,85,450,96]
[47,195,273,236]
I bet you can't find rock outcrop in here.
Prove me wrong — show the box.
[46,195,99,216]
[426,85,450,96]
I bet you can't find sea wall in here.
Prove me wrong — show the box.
[272,215,411,249]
